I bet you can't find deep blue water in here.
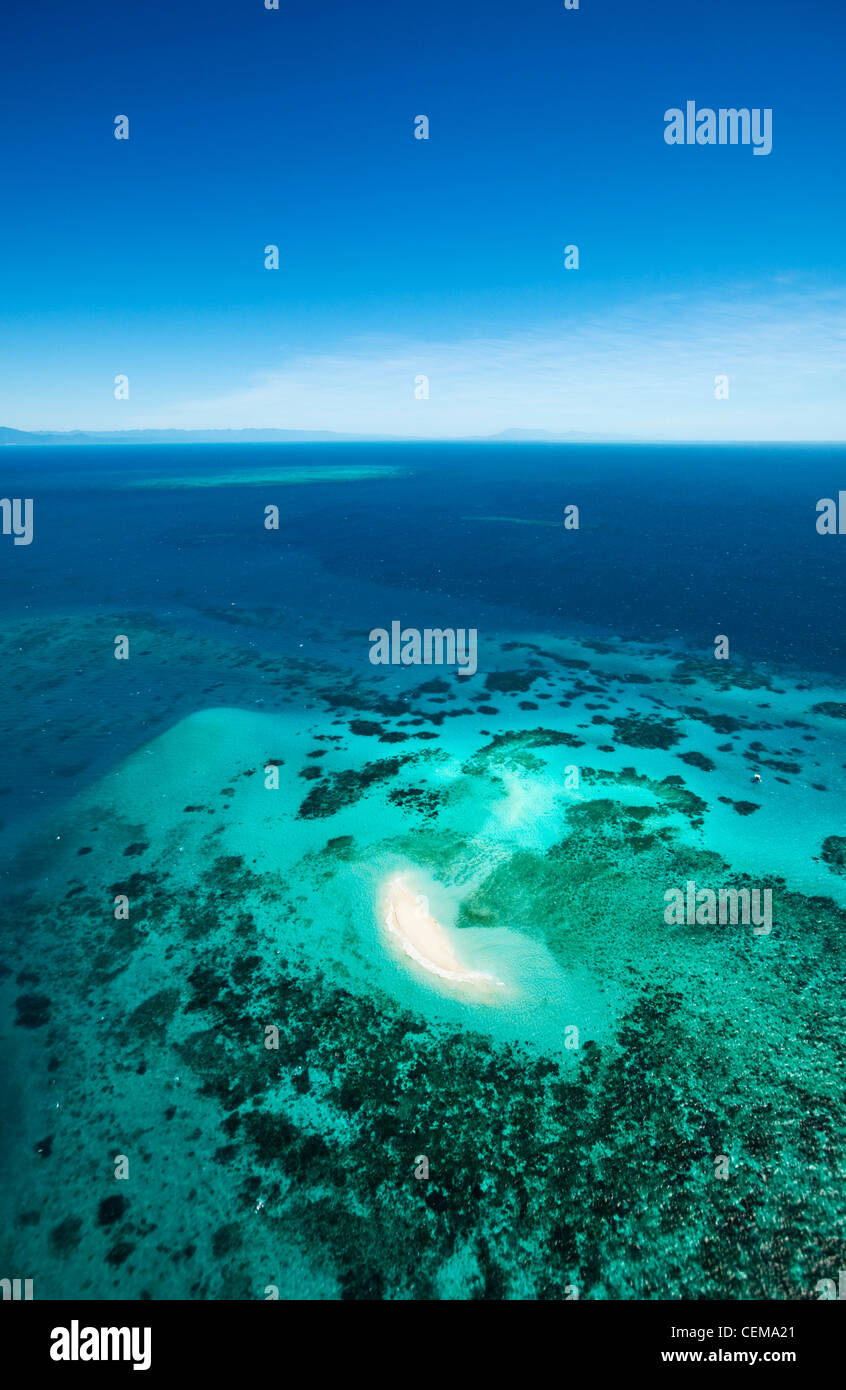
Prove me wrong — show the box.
[2,441,845,674]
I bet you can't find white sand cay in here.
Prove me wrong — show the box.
[381,874,506,998]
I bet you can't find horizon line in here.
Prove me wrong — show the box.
[3,426,846,447]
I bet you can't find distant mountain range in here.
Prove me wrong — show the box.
[0,426,627,446]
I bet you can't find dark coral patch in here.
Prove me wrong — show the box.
[106,1241,136,1267]
[97,1194,128,1227]
[417,678,451,694]
[466,728,584,771]
[484,671,538,694]
[325,834,354,852]
[49,1216,83,1255]
[681,707,743,735]
[15,992,51,1028]
[389,785,443,821]
[212,1222,243,1258]
[612,715,680,750]
[124,988,180,1043]
[821,836,846,874]
[297,757,411,819]
[678,751,716,772]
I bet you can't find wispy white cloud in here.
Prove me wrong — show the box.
[155,282,846,439]
[7,281,846,438]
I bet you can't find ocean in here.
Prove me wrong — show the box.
[1,441,845,1299]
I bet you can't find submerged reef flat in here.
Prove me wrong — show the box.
[2,621,846,1299]
[127,464,409,490]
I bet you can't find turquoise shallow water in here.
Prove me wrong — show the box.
[1,444,845,1299]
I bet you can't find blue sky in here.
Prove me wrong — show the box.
[1,0,844,438]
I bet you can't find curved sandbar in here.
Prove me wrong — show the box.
[381,873,506,998]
